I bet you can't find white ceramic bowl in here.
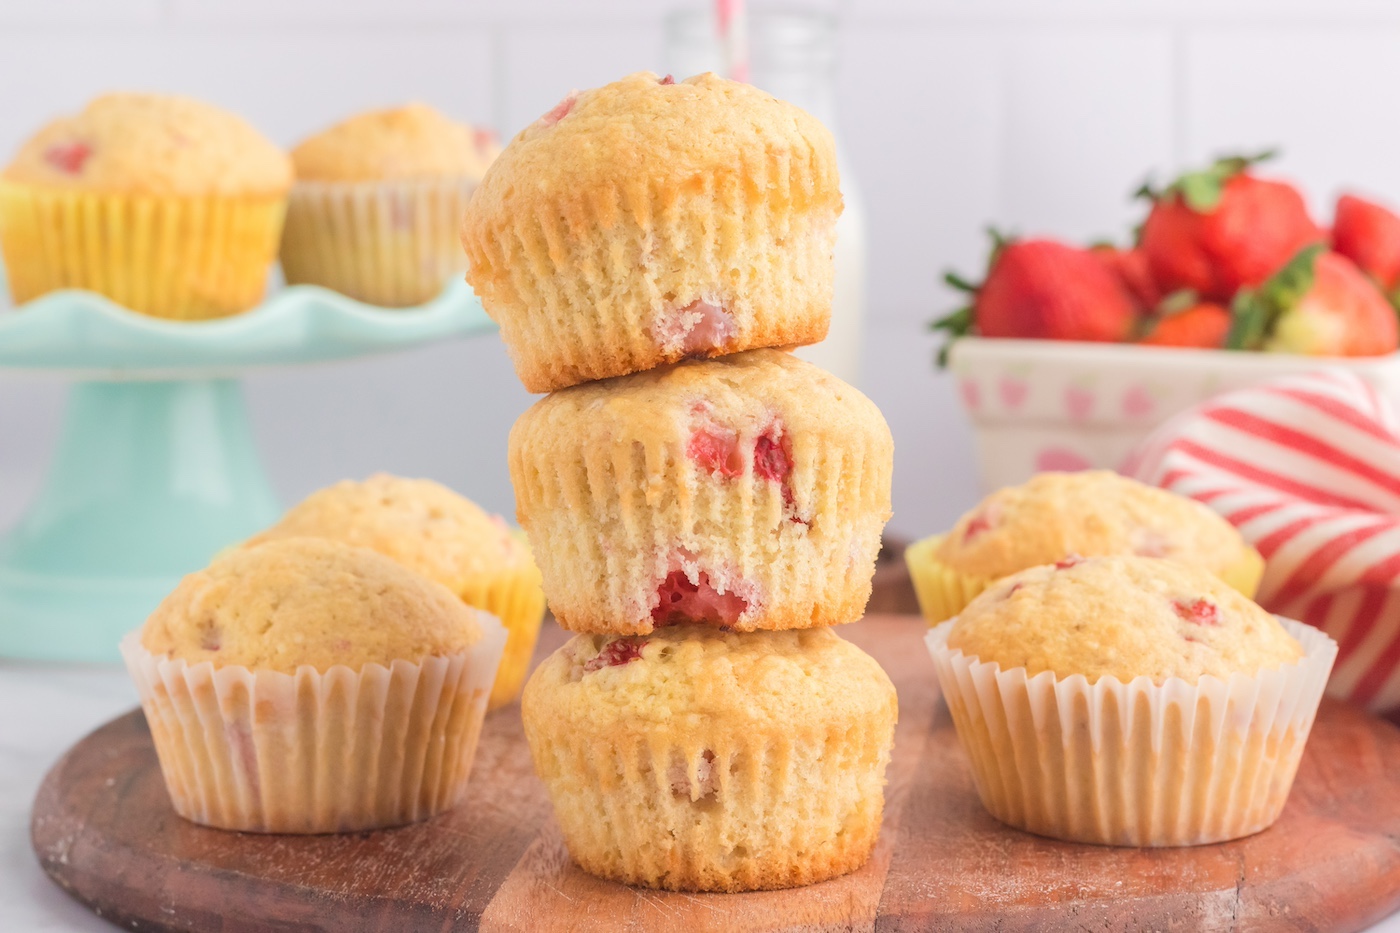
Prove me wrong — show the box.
[947,337,1400,491]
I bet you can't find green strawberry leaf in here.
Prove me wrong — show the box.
[1156,289,1199,317]
[1225,243,1321,350]
[930,305,972,367]
[1132,314,1159,342]
[943,271,979,293]
[1178,172,1225,212]
[1133,177,1160,202]
[986,226,1014,265]
[1226,289,1267,350]
[1165,148,1280,213]
[1260,242,1322,308]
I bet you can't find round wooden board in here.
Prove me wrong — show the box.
[32,615,1400,933]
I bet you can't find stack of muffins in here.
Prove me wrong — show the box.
[461,72,898,892]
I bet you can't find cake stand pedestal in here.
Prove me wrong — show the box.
[0,282,494,662]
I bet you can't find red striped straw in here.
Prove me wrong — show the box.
[716,0,749,82]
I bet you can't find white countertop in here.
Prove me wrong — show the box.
[1,664,139,932]
[4,662,1400,933]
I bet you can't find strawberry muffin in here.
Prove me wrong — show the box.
[1,93,291,318]
[282,103,501,307]
[523,624,896,891]
[247,474,544,709]
[123,537,506,833]
[905,470,1263,623]
[508,349,893,634]
[928,555,1334,846]
[461,71,841,392]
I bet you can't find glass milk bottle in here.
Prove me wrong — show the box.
[664,7,869,387]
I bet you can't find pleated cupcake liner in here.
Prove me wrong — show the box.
[0,181,285,319]
[459,562,546,710]
[280,177,476,307]
[926,617,1336,846]
[120,616,505,834]
[905,533,1266,626]
[511,407,890,635]
[523,682,895,891]
[465,163,839,392]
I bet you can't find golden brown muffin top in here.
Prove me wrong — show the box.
[527,624,896,727]
[937,471,1252,581]
[3,92,291,196]
[464,71,840,228]
[948,555,1303,685]
[246,474,529,594]
[141,537,483,673]
[290,102,500,183]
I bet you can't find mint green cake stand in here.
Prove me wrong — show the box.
[0,281,494,663]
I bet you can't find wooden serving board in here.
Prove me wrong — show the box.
[32,615,1400,932]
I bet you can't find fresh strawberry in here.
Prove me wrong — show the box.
[1228,245,1398,356]
[1332,193,1400,295]
[1138,151,1323,302]
[1138,300,1232,349]
[1091,244,1162,311]
[934,232,1137,358]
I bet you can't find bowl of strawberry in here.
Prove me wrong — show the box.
[936,151,1400,490]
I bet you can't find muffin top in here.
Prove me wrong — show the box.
[3,93,291,196]
[937,471,1252,581]
[509,348,892,525]
[246,474,530,594]
[947,555,1303,685]
[141,537,483,673]
[291,102,500,183]
[526,624,895,727]
[465,71,839,227]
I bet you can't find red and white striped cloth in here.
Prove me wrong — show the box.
[1125,369,1400,714]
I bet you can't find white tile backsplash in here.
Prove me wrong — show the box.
[0,0,1396,543]
[1184,29,1400,223]
[245,336,534,519]
[0,28,496,158]
[998,29,1175,244]
[837,28,1002,326]
[501,23,663,134]
[0,0,160,26]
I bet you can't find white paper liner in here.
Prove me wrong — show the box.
[279,177,478,307]
[926,616,1336,846]
[120,614,505,834]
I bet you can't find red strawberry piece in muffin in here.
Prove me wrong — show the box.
[651,569,749,628]
[654,298,739,357]
[583,639,648,672]
[43,141,92,174]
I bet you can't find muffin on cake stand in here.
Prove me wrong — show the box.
[0,275,493,662]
